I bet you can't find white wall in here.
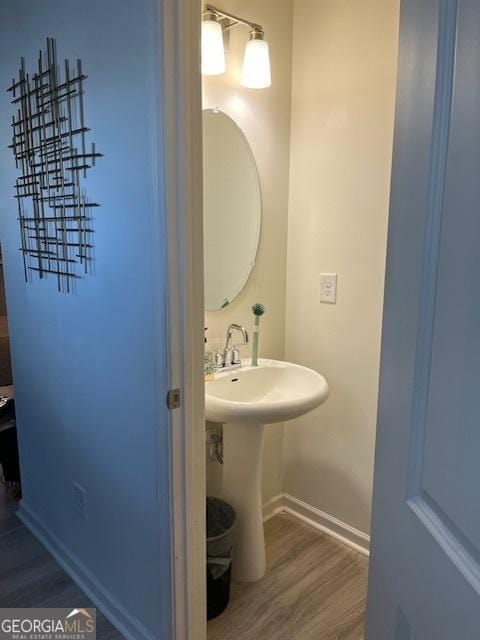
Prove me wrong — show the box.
[284,0,399,534]
[202,0,293,503]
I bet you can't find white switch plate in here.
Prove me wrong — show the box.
[320,273,337,304]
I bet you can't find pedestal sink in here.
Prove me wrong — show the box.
[205,358,329,582]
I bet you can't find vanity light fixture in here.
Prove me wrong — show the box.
[201,10,226,75]
[241,29,271,89]
[201,4,272,89]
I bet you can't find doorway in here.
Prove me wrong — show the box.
[186,1,400,639]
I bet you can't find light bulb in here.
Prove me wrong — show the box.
[241,31,271,89]
[201,16,226,76]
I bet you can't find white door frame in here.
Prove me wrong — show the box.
[160,1,206,639]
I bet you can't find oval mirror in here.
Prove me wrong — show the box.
[203,109,261,311]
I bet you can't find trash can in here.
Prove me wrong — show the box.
[206,497,237,620]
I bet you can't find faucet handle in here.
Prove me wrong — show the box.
[213,349,224,369]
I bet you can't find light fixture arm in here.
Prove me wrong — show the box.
[204,4,264,35]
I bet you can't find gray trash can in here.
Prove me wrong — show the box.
[206,497,237,620]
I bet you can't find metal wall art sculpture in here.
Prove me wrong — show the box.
[7,38,101,292]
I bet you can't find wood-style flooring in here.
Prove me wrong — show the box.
[0,485,124,639]
[208,513,368,640]
[1,483,367,640]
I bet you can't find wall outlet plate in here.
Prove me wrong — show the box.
[320,273,338,304]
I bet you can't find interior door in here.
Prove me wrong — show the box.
[366,0,480,638]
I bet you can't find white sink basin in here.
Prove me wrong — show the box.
[205,358,329,424]
[206,358,329,583]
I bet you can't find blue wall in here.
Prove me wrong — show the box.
[0,3,172,639]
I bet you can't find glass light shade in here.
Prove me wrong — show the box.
[241,38,271,89]
[201,19,226,76]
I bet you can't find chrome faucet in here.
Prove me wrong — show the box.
[223,323,249,368]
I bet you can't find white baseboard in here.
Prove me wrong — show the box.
[17,501,156,640]
[262,494,284,522]
[263,493,370,556]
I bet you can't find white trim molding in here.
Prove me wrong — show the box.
[159,1,205,639]
[263,493,370,556]
[262,494,284,523]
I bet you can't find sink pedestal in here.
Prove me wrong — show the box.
[222,421,266,582]
[206,359,329,582]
